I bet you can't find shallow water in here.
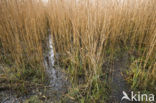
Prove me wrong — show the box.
[44,34,69,91]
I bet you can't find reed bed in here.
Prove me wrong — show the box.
[0,0,155,102]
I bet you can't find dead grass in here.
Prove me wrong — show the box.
[0,0,155,102]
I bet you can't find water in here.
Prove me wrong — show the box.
[44,33,69,91]
[44,34,56,87]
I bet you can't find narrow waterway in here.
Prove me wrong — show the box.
[44,34,69,92]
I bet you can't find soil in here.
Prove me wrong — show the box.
[110,53,131,103]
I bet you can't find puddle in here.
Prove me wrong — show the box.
[44,34,69,92]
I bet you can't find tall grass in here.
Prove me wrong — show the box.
[0,0,48,86]
[0,0,155,102]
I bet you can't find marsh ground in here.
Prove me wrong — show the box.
[0,0,156,103]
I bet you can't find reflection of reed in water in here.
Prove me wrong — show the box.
[44,34,69,91]
[45,56,50,68]
[48,34,55,67]
[44,34,54,68]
